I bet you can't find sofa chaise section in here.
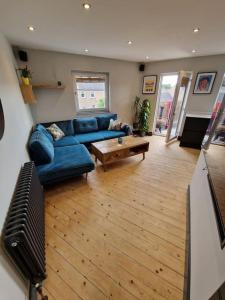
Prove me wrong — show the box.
[37,144,95,185]
[29,124,95,185]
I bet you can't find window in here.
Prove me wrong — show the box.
[90,92,96,99]
[73,72,109,111]
[80,91,86,98]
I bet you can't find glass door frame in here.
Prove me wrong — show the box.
[203,93,225,149]
[153,72,179,136]
[165,71,192,143]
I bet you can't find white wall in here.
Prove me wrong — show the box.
[17,48,141,124]
[18,49,225,134]
[0,33,33,300]
[143,55,225,130]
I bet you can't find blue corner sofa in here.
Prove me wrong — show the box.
[29,113,128,185]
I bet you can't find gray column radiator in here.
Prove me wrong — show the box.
[2,162,47,299]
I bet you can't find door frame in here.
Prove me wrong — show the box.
[203,74,225,149]
[153,72,179,136]
[203,93,225,149]
[165,71,193,143]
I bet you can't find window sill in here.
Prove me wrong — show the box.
[76,109,110,116]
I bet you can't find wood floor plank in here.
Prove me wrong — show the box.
[44,265,82,300]
[46,246,108,300]
[46,199,185,275]
[46,226,138,300]
[46,213,181,300]
[44,136,199,300]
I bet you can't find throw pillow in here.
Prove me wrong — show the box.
[47,123,65,141]
[108,119,122,131]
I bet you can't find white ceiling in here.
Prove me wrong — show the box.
[1,0,225,62]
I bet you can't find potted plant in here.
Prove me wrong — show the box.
[133,96,141,130]
[138,99,151,136]
[19,66,32,85]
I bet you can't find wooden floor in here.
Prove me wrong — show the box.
[43,136,200,300]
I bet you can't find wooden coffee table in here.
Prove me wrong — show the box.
[91,136,149,171]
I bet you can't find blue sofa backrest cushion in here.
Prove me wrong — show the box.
[74,117,98,134]
[41,120,74,136]
[29,131,54,165]
[96,113,117,130]
[35,124,53,142]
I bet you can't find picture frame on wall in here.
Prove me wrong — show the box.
[142,75,157,94]
[193,72,217,94]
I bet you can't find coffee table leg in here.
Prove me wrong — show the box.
[103,162,107,172]
[143,152,145,160]
[95,155,98,163]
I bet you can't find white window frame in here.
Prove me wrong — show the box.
[72,71,110,114]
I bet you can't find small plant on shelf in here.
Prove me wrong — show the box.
[138,99,151,136]
[19,66,32,86]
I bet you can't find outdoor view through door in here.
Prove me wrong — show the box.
[154,74,178,135]
[73,72,109,112]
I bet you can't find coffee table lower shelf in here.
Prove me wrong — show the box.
[91,140,149,171]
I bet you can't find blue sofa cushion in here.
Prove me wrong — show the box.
[74,117,98,134]
[53,136,80,147]
[37,144,95,184]
[101,130,126,140]
[41,120,74,136]
[96,113,117,130]
[29,131,54,165]
[74,131,105,144]
[35,124,53,142]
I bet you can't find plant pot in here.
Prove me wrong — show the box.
[133,122,139,130]
[21,76,30,86]
[140,131,146,137]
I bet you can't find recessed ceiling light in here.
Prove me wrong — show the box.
[84,48,89,53]
[192,49,197,53]
[193,27,200,33]
[146,56,150,60]
[83,3,91,10]
[127,40,133,45]
[28,26,35,31]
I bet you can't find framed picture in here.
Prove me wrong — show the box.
[193,72,217,94]
[142,75,157,94]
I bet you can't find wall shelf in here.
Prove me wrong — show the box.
[32,84,65,89]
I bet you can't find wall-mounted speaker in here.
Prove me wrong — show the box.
[18,50,28,62]
[139,64,145,72]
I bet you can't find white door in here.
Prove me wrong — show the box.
[165,71,192,143]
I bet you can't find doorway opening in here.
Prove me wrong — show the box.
[154,73,178,136]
